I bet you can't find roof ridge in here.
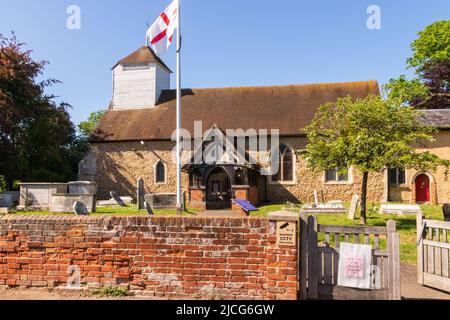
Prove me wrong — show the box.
[113,46,172,73]
[159,80,379,92]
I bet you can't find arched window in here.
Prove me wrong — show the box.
[155,161,166,184]
[272,144,294,183]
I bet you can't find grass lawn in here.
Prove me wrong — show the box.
[9,202,445,264]
[15,206,201,217]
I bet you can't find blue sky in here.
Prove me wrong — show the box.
[1,0,449,125]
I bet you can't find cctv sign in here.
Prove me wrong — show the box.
[276,221,297,246]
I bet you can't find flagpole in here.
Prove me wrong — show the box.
[176,0,182,214]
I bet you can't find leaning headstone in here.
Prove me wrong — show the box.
[443,204,450,222]
[137,178,145,210]
[110,191,126,207]
[348,195,360,220]
[313,190,319,207]
[319,191,325,204]
[145,201,154,216]
[73,201,89,216]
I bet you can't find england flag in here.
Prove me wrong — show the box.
[146,0,179,56]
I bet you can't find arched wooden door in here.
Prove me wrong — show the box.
[415,174,430,203]
[206,168,231,210]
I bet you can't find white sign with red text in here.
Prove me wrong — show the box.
[338,243,373,289]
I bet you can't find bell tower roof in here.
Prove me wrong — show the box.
[113,46,172,73]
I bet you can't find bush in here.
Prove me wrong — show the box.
[91,286,132,297]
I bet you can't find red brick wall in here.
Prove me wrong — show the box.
[188,189,206,210]
[233,187,259,207]
[0,216,298,300]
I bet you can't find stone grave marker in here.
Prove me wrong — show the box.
[137,178,145,210]
[145,201,154,216]
[348,195,360,220]
[73,201,89,216]
[443,204,450,222]
[110,191,126,207]
[0,208,10,214]
[379,204,421,215]
[313,190,319,206]
[319,191,325,204]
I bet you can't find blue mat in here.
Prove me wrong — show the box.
[233,199,258,212]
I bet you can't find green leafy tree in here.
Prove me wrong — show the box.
[385,76,429,106]
[303,95,449,225]
[408,20,450,69]
[386,20,450,109]
[78,110,106,138]
[0,33,87,188]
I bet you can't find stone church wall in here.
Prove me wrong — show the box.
[80,138,387,204]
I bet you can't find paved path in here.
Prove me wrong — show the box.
[401,264,449,300]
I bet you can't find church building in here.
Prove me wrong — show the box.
[78,46,450,209]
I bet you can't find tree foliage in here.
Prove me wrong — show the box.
[385,76,429,107]
[78,110,106,138]
[386,20,450,109]
[408,20,450,69]
[303,95,449,224]
[0,33,88,189]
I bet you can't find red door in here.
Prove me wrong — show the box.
[415,174,430,203]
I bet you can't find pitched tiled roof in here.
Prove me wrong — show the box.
[112,46,172,73]
[92,80,380,142]
[419,109,450,129]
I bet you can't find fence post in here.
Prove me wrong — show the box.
[391,233,401,300]
[307,215,319,299]
[299,211,308,300]
[387,220,401,300]
[416,212,425,285]
[267,210,300,300]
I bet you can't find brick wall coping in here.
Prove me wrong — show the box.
[0,215,268,226]
[267,210,300,222]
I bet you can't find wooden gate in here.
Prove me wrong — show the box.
[417,213,450,292]
[206,168,231,210]
[299,213,401,300]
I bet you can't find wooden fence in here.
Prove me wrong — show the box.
[417,214,450,293]
[299,213,401,300]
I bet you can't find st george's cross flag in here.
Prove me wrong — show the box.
[146,0,179,56]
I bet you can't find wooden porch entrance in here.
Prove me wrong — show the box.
[206,167,232,210]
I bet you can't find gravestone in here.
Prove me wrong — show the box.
[348,195,360,220]
[313,190,319,206]
[144,193,179,209]
[379,204,421,215]
[73,201,89,216]
[110,191,126,207]
[0,208,11,214]
[319,191,325,204]
[145,201,154,216]
[443,204,450,222]
[98,196,133,207]
[137,178,145,210]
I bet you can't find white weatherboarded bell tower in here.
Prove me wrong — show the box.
[111,46,172,109]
